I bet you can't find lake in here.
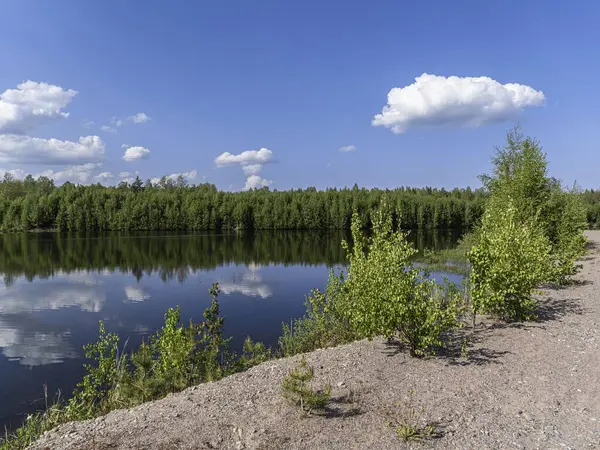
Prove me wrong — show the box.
[0,230,462,430]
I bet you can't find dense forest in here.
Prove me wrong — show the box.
[0,173,597,231]
[0,174,486,231]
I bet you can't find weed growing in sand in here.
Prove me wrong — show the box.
[386,389,434,442]
[281,356,331,415]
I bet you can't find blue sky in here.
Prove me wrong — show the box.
[0,0,598,190]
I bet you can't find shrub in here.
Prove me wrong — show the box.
[479,127,587,289]
[338,198,465,357]
[469,198,551,321]
[233,337,272,372]
[546,185,588,284]
[279,270,359,357]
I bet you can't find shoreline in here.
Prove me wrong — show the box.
[27,232,600,449]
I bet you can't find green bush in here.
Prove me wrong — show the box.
[469,127,588,322]
[479,127,587,288]
[279,270,359,357]
[338,198,465,357]
[469,198,551,321]
[546,186,588,284]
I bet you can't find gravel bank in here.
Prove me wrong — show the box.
[30,232,600,450]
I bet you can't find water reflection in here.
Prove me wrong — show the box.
[0,230,462,431]
[219,264,273,298]
[0,279,106,314]
[124,286,151,303]
[0,318,77,366]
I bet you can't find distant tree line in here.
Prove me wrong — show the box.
[0,173,487,231]
[0,172,596,231]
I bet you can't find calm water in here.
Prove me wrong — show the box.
[0,230,462,430]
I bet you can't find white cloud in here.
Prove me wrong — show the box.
[127,112,151,124]
[104,112,150,130]
[119,171,132,178]
[372,73,545,134]
[0,81,77,134]
[244,174,272,190]
[122,145,150,162]
[94,171,113,182]
[2,164,108,185]
[242,164,262,176]
[150,169,197,185]
[215,148,273,167]
[0,134,105,165]
[110,116,123,127]
[82,120,94,129]
[101,125,117,133]
[0,168,26,179]
[37,163,101,184]
[338,145,356,152]
[215,148,275,191]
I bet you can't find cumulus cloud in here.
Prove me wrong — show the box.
[81,120,94,129]
[338,145,356,152]
[215,148,275,191]
[94,171,113,182]
[119,171,132,178]
[0,81,77,134]
[122,145,150,162]
[372,73,545,134]
[215,148,273,167]
[37,163,102,184]
[127,112,151,124]
[110,116,123,127]
[244,175,272,190]
[0,168,26,179]
[242,164,262,176]
[103,113,150,131]
[101,125,117,133]
[150,169,197,185]
[2,164,107,185]
[0,134,105,165]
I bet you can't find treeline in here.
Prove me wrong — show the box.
[583,189,600,228]
[0,174,486,231]
[0,229,461,284]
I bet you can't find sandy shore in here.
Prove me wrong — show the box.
[30,231,600,450]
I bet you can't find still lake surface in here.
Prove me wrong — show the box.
[0,230,462,430]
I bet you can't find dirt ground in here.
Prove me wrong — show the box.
[30,232,600,450]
